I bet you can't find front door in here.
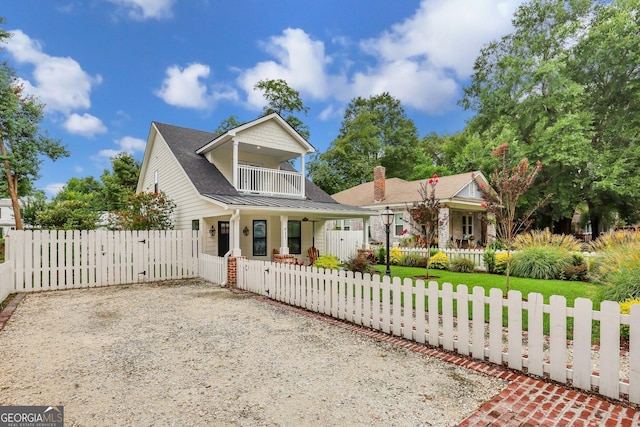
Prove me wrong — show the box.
[218,221,230,256]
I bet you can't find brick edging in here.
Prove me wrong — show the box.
[0,293,26,331]
[254,296,640,426]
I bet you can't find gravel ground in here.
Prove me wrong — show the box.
[0,279,506,426]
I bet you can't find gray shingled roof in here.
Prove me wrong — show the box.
[154,121,373,214]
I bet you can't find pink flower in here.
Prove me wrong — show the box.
[481,202,487,208]
[399,229,408,236]
[428,178,433,184]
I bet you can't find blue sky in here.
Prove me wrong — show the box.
[2,0,524,197]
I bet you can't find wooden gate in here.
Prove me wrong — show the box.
[5,230,199,292]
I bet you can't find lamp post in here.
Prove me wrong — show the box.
[381,206,395,277]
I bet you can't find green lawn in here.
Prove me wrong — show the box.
[374,265,602,308]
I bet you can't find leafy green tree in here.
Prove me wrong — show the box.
[20,190,47,228]
[213,115,244,134]
[253,79,310,140]
[0,21,69,229]
[108,191,175,230]
[308,93,419,193]
[461,0,640,235]
[409,174,442,279]
[36,199,99,230]
[101,152,141,211]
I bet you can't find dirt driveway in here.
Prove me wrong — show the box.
[0,280,505,426]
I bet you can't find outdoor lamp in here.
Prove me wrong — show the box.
[380,207,395,276]
[209,225,216,237]
[243,226,250,236]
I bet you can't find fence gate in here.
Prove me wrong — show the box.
[325,230,363,262]
[6,230,199,291]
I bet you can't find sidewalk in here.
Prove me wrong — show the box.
[256,296,640,427]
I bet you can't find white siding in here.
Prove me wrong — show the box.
[139,132,222,230]
[237,120,304,154]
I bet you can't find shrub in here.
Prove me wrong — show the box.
[429,252,450,270]
[514,229,581,251]
[389,247,403,265]
[399,252,421,267]
[375,247,386,264]
[494,252,509,274]
[510,246,573,280]
[450,257,475,273]
[313,255,340,270]
[590,230,640,303]
[416,257,429,268]
[484,249,496,273]
[346,255,376,275]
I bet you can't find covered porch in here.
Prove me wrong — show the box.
[199,206,375,265]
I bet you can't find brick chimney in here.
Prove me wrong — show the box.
[374,166,386,203]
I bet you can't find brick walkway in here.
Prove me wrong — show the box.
[2,291,639,426]
[255,296,640,427]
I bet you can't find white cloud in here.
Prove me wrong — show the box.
[237,28,335,110]
[97,136,146,160]
[106,0,176,20]
[64,113,107,137]
[232,1,522,114]
[44,183,65,198]
[6,30,102,115]
[155,63,238,109]
[362,0,521,78]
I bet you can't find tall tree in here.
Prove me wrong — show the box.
[0,71,69,230]
[100,152,141,211]
[253,79,310,140]
[308,93,419,194]
[461,0,640,234]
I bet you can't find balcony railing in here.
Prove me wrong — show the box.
[237,165,304,198]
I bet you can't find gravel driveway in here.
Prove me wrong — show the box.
[0,279,506,426]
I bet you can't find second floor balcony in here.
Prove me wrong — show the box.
[236,164,304,198]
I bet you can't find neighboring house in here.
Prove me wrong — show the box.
[137,113,376,263]
[0,198,17,239]
[331,166,496,250]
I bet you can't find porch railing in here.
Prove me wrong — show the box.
[237,165,303,197]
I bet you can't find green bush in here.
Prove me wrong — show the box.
[483,249,496,273]
[450,257,475,273]
[375,247,386,264]
[428,252,450,270]
[589,230,640,303]
[313,255,340,270]
[399,252,421,267]
[416,257,429,268]
[510,246,573,280]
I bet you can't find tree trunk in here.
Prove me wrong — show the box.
[5,172,23,230]
[552,217,572,235]
[587,200,601,239]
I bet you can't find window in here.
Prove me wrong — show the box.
[462,215,473,237]
[288,221,301,254]
[191,220,200,231]
[394,213,404,236]
[154,170,159,194]
[253,220,267,256]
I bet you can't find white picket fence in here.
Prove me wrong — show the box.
[0,261,14,304]
[199,253,228,285]
[4,230,200,291]
[236,259,639,404]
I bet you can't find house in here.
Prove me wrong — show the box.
[0,198,17,239]
[331,166,495,249]
[137,113,376,264]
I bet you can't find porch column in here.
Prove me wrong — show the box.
[232,140,238,189]
[438,207,449,250]
[279,215,289,254]
[300,154,306,198]
[362,217,369,248]
[230,209,241,256]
